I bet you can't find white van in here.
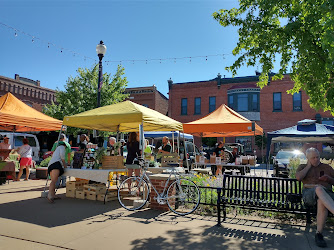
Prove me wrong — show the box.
[0,132,40,162]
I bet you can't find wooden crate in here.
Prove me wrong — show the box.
[66,188,76,198]
[97,193,117,202]
[83,184,106,194]
[101,156,125,169]
[67,181,85,189]
[76,190,86,199]
[75,178,89,184]
[86,191,97,201]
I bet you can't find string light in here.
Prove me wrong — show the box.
[0,21,232,66]
[0,21,95,61]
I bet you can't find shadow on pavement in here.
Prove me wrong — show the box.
[0,195,119,228]
[127,212,334,249]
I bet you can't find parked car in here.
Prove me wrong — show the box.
[42,147,79,159]
[273,149,307,177]
[0,132,40,162]
[224,143,245,156]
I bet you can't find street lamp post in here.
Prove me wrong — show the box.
[96,40,107,107]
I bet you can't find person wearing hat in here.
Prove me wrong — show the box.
[120,139,125,156]
[0,137,11,150]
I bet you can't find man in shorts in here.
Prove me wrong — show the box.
[296,147,334,248]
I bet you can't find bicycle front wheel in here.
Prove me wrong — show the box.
[166,179,200,216]
[118,177,150,211]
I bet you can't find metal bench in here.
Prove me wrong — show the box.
[216,175,310,226]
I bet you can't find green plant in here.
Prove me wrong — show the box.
[95,147,107,165]
[289,158,301,179]
[37,156,52,168]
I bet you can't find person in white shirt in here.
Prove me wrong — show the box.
[47,139,68,203]
[0,137,11,150]
[15,138,32,181]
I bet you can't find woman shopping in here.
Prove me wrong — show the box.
[47,138,68,203]
[15,138,32,181]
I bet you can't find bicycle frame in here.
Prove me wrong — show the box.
[136,167,183,201]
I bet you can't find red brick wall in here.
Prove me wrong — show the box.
[125,86,168,115]
[154,92,168,115]
[169,75,332,134]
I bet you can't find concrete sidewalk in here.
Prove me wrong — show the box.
[0,180,333,250]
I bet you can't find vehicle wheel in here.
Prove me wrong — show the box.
[118,177,150,211]
[223,151,233,163]
[166,179,200,216]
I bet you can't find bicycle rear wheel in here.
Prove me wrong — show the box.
[118,177,150,211]
[166,178,200,215]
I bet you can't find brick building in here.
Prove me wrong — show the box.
[124,85,168,115]
[168,73,333,154]
[0,74,56,112]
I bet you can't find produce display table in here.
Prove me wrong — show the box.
[0,161,15,172]
[63,168,126,184]
[125,164,185,174]
[194,163,251,175]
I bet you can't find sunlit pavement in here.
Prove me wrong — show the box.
[0,178,332,250]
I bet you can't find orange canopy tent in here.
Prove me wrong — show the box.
[0,92,63,132]
[183,104,263,137]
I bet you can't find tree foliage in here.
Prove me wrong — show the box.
[44,64,128,135]
[213,0,334,113]
[255,133,267,149]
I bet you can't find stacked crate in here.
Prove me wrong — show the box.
[83,184,107,201]
[97,188,118,202]
[66,179,88,198]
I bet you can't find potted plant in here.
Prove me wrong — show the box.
[95,147,107,169]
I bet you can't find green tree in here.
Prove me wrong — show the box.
[44,64,128,135]
[255,133,267,149]
[213,1,334,113]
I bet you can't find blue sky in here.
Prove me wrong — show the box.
[0,0,263,97]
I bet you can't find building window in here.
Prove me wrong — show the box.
[293,91,302,111]
[273,92,282,111]
[181,98,187,115]
[237,94,248,111]
[194,97,201,115]
[142,104,149,108]
[228,92,260,112]
[228,95,234,110]
[251,93,258,111]
[209,96,216,113]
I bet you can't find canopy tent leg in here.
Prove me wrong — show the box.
[182,132,190,172]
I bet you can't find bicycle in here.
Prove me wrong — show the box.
[117,159,200,216]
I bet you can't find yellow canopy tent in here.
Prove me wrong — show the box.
[0,92,63,132]
[183,104,263,137]
[63,100,183,132]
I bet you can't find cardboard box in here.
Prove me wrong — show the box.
[97,193,118,202]
[241,156,249,165]
[86,191,97,201]
[67,181,85,189]
[66,188,76,198]
[84,184,106,194]
[76,190,86,199]
[248,156,256,165]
